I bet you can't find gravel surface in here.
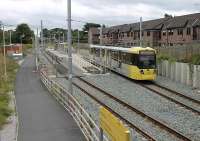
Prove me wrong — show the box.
[81,73,200,141]
[155,76,200,101]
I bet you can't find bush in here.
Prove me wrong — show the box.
[157,54,176,63]
[191,55,200,65]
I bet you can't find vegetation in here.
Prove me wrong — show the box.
[0,54,19,128]
[23,44,33,56]
[191,55,200,65]
[0,23,34,45]
[42,23,101,44]
[157,53,200,65]
[157,54,176,63]
[82,23,101,32]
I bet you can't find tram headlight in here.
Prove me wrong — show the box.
[140,70,144,74]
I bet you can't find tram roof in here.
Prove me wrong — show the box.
[90,45,155,54]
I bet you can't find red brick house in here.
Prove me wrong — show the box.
[89,13,200,47]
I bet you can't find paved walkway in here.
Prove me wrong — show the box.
[15,55,85,141]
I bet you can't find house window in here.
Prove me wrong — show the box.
[177,29,183,35]
[147,31,150,36]
[131,32,133,37]
[134,32,137,40]
[168,30,173,35]
[163,31,166,36]
[142,32,144,36]
[187,28,191,35]
[127,32,130,37]
[138,32,140,38]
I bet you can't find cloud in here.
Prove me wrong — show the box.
[0,0,199,30]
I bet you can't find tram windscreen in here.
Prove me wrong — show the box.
[138,52,156,69]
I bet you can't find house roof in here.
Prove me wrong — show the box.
[102,13,200,34]
[163,13,200,29]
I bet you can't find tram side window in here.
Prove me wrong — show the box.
[131,54,138,66]
[96,49,100,57]
[111,51,118,61]
[122,53,134,65]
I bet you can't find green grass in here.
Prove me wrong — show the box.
[0,54,19,128]
[23,44,33,56]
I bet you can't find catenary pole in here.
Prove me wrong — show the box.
[41,20,43,48]
[140,17,143,47]
[63,33,65,51]
[67,0,73,94]
[9,30,12,45]
[77,29,80,54]
[35,28,38,70]
[3,25,7,80]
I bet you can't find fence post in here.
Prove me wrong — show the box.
[99,128,103,141]
[193,65,197,88]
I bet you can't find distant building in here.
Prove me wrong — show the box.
[89,13,200,47]
[0,44,23,56]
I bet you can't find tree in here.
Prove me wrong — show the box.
[15,23,34,44]
[82,23,101,32]
[164,13,173,18]
[43,28,50,38]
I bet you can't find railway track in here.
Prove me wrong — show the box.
[138,82,200,115]
[83,57,200,115]
[44,51,195,141]
[73,77,192,141]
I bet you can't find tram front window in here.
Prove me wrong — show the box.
[138,55,156,69]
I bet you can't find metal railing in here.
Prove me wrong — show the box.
[40,70,101,141]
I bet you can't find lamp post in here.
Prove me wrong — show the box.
[77,29,80,54]
[9,30,12,45]
[67,0,73,94]
[2,25,7,80]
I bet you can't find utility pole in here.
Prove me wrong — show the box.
[3,25,7,80]
[63,33,65,52]
[35,28,39,70]
[41,20,43,49]
[58,32,60,50]
[100,25,103,73]
[9,30,12,45]
[67,0,73,94]
[140,17,143,47]
[77,29,80,54]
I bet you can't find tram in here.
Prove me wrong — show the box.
[90,45,157,80]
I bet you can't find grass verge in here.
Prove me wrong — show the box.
[0,53,19,128]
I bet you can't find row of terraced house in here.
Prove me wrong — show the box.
[89,13,200,47]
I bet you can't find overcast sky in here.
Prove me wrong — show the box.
[1,0,200,30]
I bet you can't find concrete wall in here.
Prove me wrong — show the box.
[158,60,200,88]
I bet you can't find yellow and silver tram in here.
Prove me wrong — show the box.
[90,45,157,81]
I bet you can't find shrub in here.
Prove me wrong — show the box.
[191,55,200,65]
